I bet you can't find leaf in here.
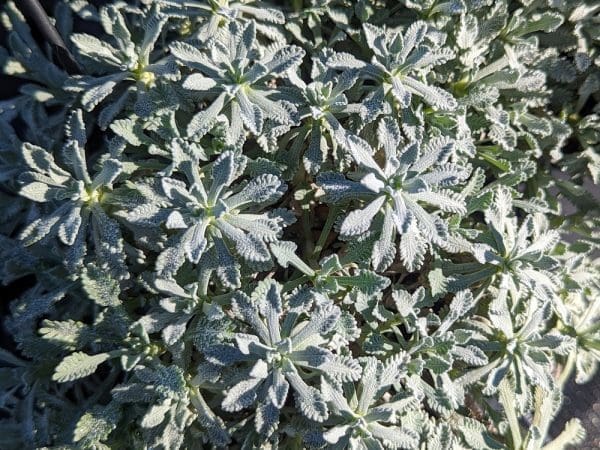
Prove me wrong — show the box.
[191,388,232,446]
[236,90,263,134]
[290,303,340,347]
[213,237,241,288]
[346,134,383,175]
[140,10,167,60]
[378,117,403,156]
[211,151,238,191]
[222,377,263,412]
[420,163,471,187]
[267,369,289,408]
[317,172,373,203]
[425,354,453,374]
[53,351,111,382]
[428,268,448,298]
[91,158,123,190]
[20,181,53,202]
[319,355,362,382]
[362,23,386,58]
[218,220,270,263]
[334,269,391,295]
[140,402,171,428]
[39,319,86,348]
[58,206,82,245]
[411,190,467,214]
[399,21,428,63]
[286,370,329,422]
[71,33,121,66]
[521,230,560,257]
[98,89,131,130]
[161,177,194,204]
[182,220,208,263]
[226,215,280,241]
[101,5,132,50]
[457,14,479,50]
[455,416,505,449]
[265,45,305,76]
[112,117,153,147]
[340,196,385,237]
[182,73,217,91]
[543,419,586,450]
[369,423,420,449]
[515,12,564,36]
[80,74,126,111]
[65,109,88,154]
[91,205,128,280]
[231,292,270,344]
[453,345,488,367]
[290,346,331,368]
[391,77,412,108]
[226,173,286,208]
[74,403,121,444]
[403,76,457,110]
[372,204,397,271]
[327,51,367,70]
[19,204,67,246]
[400,229,427,272]
[259,279,283,344]
[270,241,315,276]
[169,41,222,78]
[412,136,455,172]
[235,21,256,61]
[22,142,70,181]
[255,400,280,436]
[187,92,228,138]
[162,316,190,346]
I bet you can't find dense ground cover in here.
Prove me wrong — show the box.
[0,1,599,449]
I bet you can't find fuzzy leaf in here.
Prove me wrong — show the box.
[53,352,111,382]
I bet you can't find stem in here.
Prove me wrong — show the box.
[499,379,523,449]
[311,206,338,259]
[199,270,210,298]
[557,351,576,389]
[477,144,502,153]
[471,55,510,84]
[282,274,311,293]
[380,315,407,334]
[301,206,314,258]
[471,280,492,304]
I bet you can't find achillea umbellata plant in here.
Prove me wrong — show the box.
[0,0,598,448]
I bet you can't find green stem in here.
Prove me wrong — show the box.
[471,55,510,83]
[282,274,311,293]
[199,270,210,298]
[301,206,314,258]
[499,379,523,449]
[311,206,338,259]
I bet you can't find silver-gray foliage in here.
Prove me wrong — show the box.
[0,0,598,449]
